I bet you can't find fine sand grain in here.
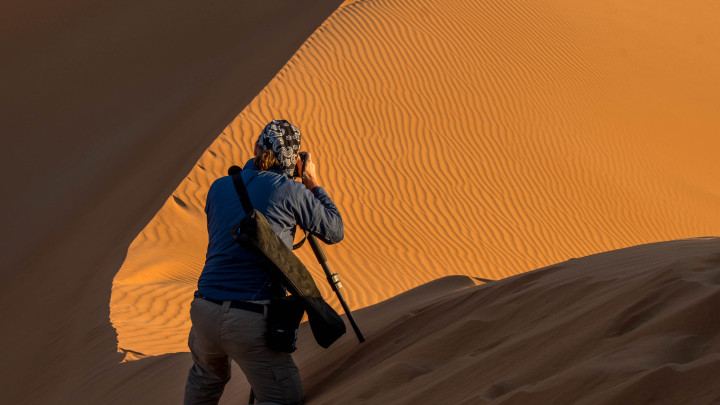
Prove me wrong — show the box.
[112,0,720,359]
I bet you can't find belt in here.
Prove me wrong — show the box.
[195,293,265,314]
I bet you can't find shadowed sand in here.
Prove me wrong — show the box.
[112,0,720,359]
[294,238,720,404]
[0,0,344,403]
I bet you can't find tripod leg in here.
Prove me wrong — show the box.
[307,234,366,343]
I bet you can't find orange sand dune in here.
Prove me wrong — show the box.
[1,0,719,403]
[66,238,720,404]
[112,0,720,359]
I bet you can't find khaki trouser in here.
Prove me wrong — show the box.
[184,297,303,405]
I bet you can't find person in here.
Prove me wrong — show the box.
[184,119,344,405]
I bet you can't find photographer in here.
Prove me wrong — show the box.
[184,120,343,405]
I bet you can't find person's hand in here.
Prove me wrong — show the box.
[298,152,320,190]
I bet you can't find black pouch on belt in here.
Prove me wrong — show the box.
[266,295,305,353]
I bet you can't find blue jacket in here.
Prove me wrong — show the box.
[197,158,344,301]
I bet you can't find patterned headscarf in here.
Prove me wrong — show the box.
[257,119,301,176]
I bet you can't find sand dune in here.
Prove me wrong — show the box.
[2,0,719,403]
[112,0,720,359]
[105,238,720,404]
[293,238,720,404]
[0,0,344,403]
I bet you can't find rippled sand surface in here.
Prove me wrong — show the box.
[111,0,720,359]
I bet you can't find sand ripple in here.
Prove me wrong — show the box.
[111,0,720,358]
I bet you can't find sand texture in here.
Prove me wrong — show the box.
[86,238,720,403]
[0,0,345,403]
[1,0,719,403]
[112,0,720,359]
[292,238,720,404]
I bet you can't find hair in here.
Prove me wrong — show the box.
[254,149,279,171]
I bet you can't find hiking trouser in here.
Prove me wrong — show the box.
[184,297,303,405]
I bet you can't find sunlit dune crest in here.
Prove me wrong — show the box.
[111,0,720,359]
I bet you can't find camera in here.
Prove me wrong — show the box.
[292,152,308,178]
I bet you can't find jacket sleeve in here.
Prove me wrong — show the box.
[293,186,344,244]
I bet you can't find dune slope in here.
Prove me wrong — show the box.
[81,238,720,404]
[112,0,720,358]
[294,238,720,404]
[0,0,343,403]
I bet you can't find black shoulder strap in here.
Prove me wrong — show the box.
[229,165,308,250]
[231,170,254,214]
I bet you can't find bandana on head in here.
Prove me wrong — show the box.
[257,119,301,175]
